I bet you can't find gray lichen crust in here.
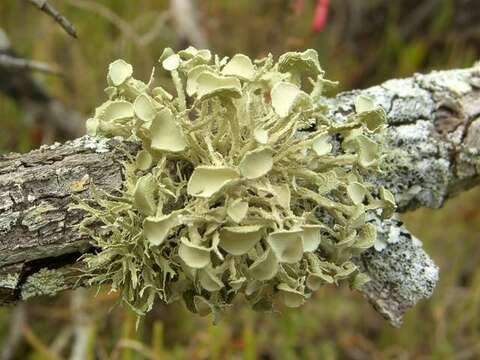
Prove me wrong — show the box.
[20,268,68,300]
[357,219,439,327]
[329,66,480,211]
[0,62,478,325]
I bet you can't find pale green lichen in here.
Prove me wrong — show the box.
[21,268,67,300]
[75,48,394,318]
[21,203,60,232]
[0,273,20,289]
[0,211,20,234]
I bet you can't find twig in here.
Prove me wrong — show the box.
[50,326,73,356]
[69,288,92,360]
[0,53,61,75]
[68,0,170,51]
[170,0,208,48]
[137,12,171,47]
[63,0,150,65]
[63,0,141,45]
[27,0,77,38]
[0,28,83,139]
[1,304,26,360]
[22,324,63,360]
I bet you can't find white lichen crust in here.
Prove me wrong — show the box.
[357,218,439,327]
[329,66,480,211]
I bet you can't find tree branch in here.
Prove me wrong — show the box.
[27,0,77,38]
[0,28,85,141]
[169,0,208,48]
[0,54,61,75]
[1,65,479,326]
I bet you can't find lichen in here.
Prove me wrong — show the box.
[70,135,111,153]
[0,273,20,289]
[360,223,439,327]
[21,268,67,300]
[0,211,19,234]
[74,47,394,318]
[21,203,61,232]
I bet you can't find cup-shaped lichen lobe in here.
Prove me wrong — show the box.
[78,47,393,316]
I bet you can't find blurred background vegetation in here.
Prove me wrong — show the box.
[0,0,479,359]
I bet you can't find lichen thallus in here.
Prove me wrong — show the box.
[72,47,395,319]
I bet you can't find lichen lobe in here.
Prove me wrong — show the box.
[77,47,393,317]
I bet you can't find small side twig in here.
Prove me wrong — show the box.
[0,53,61,75]
[137,12,171,47]
[64,0,140,43]
[1,304,26,360]
[170,0,208,48]
[63,0,151,65]
[69,288,92,360]
[27,0,77,38]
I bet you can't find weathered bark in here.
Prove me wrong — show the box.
[0,137,137,302]
[0,65,479,326]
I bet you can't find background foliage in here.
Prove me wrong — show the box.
[0,0,479,358]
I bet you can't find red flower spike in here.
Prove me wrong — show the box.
[312,0,330,33]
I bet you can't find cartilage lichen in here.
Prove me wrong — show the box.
[74,47,394,318]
